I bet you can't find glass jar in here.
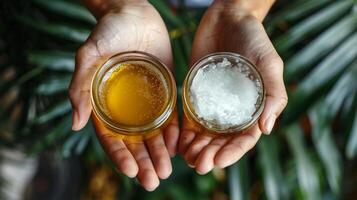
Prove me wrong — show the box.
[182,52,265,135]
[91,51,176,140]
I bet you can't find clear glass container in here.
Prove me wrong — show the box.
[91,51,176,140]
[182,52,265,135]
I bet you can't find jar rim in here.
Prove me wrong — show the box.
[91,51,177,134]
[183,52,266,134]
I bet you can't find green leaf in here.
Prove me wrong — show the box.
[274,0,353,52]
[284,13,357,82]
[283,32,357,124]
[62,122,94,157]
[62,131,82,157]
[275,0,332,22]
[340,88,356,124]
[30,115,72,155]
[172,38,188,86]
[17,16,90,42]
[28,51,75,71]
[167,184,197,200]
[267,0,332,31]
[33,0,96,24]
[194,173,216,195]
[90,130,106,162]
[75,122,93,155]
[0,67,43,97]
[227,157,249,200]
[35,100,71,124]
[325,62,357,119]
[149,0,186,27]
[36,75,71,95]
[299,33,357,94]
[285,124,321,200]
[346,96,357,159]
[181,35,193,61]
[258,135,287,200]
[309,102,342,194]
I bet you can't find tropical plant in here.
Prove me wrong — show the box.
[0,0,356,199]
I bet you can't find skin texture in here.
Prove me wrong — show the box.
[178,1,288,174]
[68,2,179,191]
[69,0,287,191]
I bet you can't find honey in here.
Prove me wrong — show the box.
[91,51,176,140]
[102,63,168,126]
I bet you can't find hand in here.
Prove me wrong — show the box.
[68,2,179,191]
[179,1,288,174]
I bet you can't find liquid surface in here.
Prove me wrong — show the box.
[102,63,168,126]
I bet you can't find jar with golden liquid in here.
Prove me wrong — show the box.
[91,51,176,140]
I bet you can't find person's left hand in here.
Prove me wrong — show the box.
[68,1,179,191]
[179,1,288,174]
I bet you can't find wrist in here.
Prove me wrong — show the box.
[82,0,150,19]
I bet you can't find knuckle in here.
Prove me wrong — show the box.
[75,42,101,67]
[149,143,166,152]
[68,87,76,100]
[136,155,151,164]
[75,45,88,61]
[280,93,288,108]
[274,56,284,67]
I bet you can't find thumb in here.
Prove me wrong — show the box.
[257,56,288,134]
[69,42,102,131]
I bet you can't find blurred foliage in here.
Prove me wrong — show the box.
[0,0,356,199]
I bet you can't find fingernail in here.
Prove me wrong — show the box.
[188,163,195,168]
[196,166,211,175]
[264,115,276,134]
[72,111,79,131]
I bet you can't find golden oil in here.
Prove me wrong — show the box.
[91,52,176,140]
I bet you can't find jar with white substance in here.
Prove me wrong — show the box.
[182,52,265,134]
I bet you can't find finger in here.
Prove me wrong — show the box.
[178,130,196,157]
[256,57,287,134]
[93,118,138,178]
[69,42,102,131]
[184,134,213,167]
[214,125,261,168]
[163,112,179,157]
[178,116,199,155]
[146,133,172,179]
[195,137,228,175]
[125,141,160,191]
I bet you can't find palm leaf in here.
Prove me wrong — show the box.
[283,32,357,124]
[33,0,96,24]
[274,0,353,52]
[34,100,71,124]
[346,94,357,159]
[325,61,357,119]
[28,51,75,71]
[17,16,90,43]
[29,114,72,155]
[227,157,249,200]
[284,12,357,83]
[309,102,342,194]
[258,135,287,200]
[266,0,333,33]
[285,124,321,200]
[36,75,71,95]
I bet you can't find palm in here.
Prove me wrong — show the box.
[69,4,179,191]
[179,2,287,174]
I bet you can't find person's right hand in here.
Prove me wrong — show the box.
[68,1,179,191]
[179,1,287,174]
